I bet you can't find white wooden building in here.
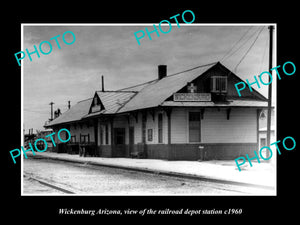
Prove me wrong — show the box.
[45,62,268,160]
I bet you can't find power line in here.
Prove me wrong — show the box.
[258,31,269,74]
[233,26,265,73]
[220,26,253,62]
[222,26,262,62]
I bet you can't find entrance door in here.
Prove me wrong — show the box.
[114,128,126,157]
[129,127,134,155]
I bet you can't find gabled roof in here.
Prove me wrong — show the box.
[97,91,137,113]
[118,62,218,113]
[45,62,268,127]
[45,98,93,127]
[84,91,137,118]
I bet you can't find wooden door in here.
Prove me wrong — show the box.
[129,126,134,155]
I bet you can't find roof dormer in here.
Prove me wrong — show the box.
[89,93,104,113]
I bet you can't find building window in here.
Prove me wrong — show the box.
[147,129,153,142]
[158,113,163,143]
[71,136,76,143]
[100,126,103,145]
[211,76,227,93]
[142,113,147,143]
[105,124,109,145]
[189,112,201,142]
[80,134,90,144]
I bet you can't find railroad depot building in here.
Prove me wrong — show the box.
[44,62,268,160]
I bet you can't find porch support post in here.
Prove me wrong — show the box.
[200,108,205,120]
[110,117,114,157]
[164,107,172,145]
[93,118,98,156]
[257,109,263,150]
[165,107,172,160]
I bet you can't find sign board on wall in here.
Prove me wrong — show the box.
[173,93,211,102]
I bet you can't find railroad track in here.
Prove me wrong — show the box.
[23,172,76,194]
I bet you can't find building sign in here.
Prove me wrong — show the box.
[173,93,211,102]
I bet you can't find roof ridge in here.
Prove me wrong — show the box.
[96,90,138,93]
[77,97,93,103]
[117,62,218,91]
[117,79,157,91]
[166,61,218,78]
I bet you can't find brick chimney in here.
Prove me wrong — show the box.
[158,65,167,79]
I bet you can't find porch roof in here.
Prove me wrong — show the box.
[45,98,93,127]
[83,91,137,118]
[160,100,269,108]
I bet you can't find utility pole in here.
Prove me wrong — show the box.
[49,102,54,121]
[267,25,274,151]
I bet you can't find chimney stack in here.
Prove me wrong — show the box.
[101,75,104,92]
[49,102,54,121]
[158,65,167,80]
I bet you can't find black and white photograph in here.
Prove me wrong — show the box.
[3,4,299,221]
[21,24,277,196]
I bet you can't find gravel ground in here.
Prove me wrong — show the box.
[23,158,273,195]
[23,176,65,194]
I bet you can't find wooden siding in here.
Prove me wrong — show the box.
[202,108,257,143]
[145,111,156,144]
[169,108,257,144]
[69,123,95,143]
[99,121,111,146]
[146,144,169,159]
[130,110,169,145]
[133,112,142,144]
[168,143,258,160]
[146,143,258,160]
[162,111,168,144]
[171,108,187,143]
[99,145,112,157]
[172,63,266,101]
[51,123,94,147]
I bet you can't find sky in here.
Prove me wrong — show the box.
[22,24,276,133]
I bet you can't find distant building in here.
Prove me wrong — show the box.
[45,62,268,160]
[36,128,54,151]
[24,128,36,148]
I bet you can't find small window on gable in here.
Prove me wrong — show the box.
[211,76,227,93]
[93,96,98,105]
[91,95,101,113]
